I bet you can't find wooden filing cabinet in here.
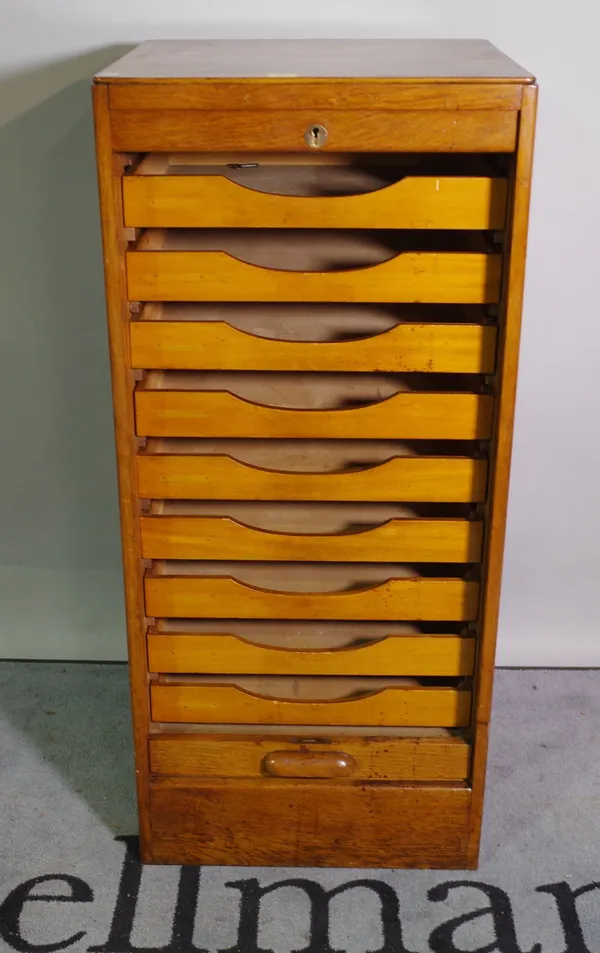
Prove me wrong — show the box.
[92,39,537,868]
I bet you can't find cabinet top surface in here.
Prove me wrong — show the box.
[94,39,533,83]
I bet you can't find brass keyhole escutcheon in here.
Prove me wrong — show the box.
[304,123,328,149]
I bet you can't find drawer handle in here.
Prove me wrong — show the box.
[263,750,356,779]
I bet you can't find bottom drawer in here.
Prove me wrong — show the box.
[149,729,471,781]
[148,777,472,867]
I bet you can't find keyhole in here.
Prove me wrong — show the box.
[304,123,328,149]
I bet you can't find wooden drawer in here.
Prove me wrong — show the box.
[150,675,472,727]
[148,622,475,676]
[135,372,493,440]
[149,730,471,780]
[123,155,508,229]
[130,307,497,374]
[127,228,502,304]
[137,439,488,502]
[140,501,483,562]
[127,246,502,304]
[111,107,518,153]
[144,561,479,621]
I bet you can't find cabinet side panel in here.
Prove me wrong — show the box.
[92,84,152,857]
[468,84,538,863]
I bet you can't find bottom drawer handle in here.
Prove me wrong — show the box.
[263,750,356,779]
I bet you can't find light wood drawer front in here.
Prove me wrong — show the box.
[140,515,482,562]
[148,631,475,676]
[130,321,497,373]
[144,576,479,621]
[149,733,471,781]
[123,174,507,229]
[150,681,472,727]
[126,250,502,304]
[111,109,518,153]
[149,779,471,867]
[137,452,488,502]
[135,391,493,440]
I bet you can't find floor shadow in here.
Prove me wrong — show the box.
[0,660,137,833]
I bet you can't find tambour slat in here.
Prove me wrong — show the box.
[147,632,475,676]
[137,453,488,502]
[123,174,507,229]
[126,250,502,303]
[151,682,472,727]
[135,390,493,440]
[130,321,497,373]
[144,575,480,620]
[140,515,483,562]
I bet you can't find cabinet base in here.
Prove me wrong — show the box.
[146,778,475,868]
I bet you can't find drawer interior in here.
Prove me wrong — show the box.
[151,618,459,648]
[142,437,481,470]
[137,156,403,195]
[152,722,465,737]
[149,500,471,531]
[134,227,495,264]
[137,301,490,338]
[133,151,506,194]
[147,560,472,590]
[136,370,482,407]
[155,673,461,696]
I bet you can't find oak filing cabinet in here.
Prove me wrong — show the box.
[92,39,537,868]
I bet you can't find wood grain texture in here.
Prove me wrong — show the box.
[109,82,523,110]
[147,632,476,676]
[92,87,152,858]
[130,320,498,373]
[112,109,518,153]
[126,249,503,303]
[94,39,533,82]
[149,733,471,781]
[123,174,507,229]
[467,84,538,866]
[151,682,471,726]
[264,750,356,778]
[140,514,483,562]
[134,390,494,440]
[108,78,522,111]
[144,575,480,621]
[137,452,488,502]
[263,749,356,778]
[149,779,472,868]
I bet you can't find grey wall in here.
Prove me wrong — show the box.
[0,52,129,659]
[1,2,599,664]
